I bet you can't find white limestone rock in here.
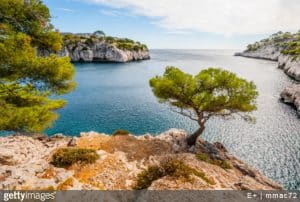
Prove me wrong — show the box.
[280,84,300,113]
[60,41,150,63]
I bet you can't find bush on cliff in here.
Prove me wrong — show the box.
[51,148,99,167]
[134,159,215,190]
[112,129,130,136]
[196,153,231,170]
[281,41,300,58]
[62,32,148,51]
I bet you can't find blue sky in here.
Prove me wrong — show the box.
[44,0,299,49]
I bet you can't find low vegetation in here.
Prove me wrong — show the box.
[195,153,231,170]
[134,159,215,190]
[57,177,74,190]
[51,148,99,167]
[245,31,300,59]
[62,32,148,51]
[281,41,300,57]
[112,129,130,136]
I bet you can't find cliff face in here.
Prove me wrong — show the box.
[278,54,300,81]
[59,41,150,63]
[0,129,281,190]
[57,33,150,63]
[235,32,300,114]
[281,84,300,113]
[235,46,300,81]
[234,44,281,61]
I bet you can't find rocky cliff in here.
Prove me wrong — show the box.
[0,129,281,190]
[59,34,150,62]
[235,31,300,114]
[59,41,150,63]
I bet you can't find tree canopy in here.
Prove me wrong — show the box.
[93,30,105,37]
[0,0,76,133]
[150,67,258,145]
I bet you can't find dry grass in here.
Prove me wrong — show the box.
[57,177,74,190]
[77,135,172,161]
[73,155,129,189]
[39,168,56,179]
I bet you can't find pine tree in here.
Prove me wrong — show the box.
[0,0,76,133]
[150,67,258,145]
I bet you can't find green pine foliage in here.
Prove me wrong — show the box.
[0,0,76,133]
[150,67,258,145]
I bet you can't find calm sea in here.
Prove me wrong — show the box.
[46,49,300,189]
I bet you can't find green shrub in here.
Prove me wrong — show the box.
[105,36,115,43]
[134,166,164,190]
[195,153,211,162]
[51,148,99,167]
[116,42,134,50]
[246,43,260,52]
[281,41,300,58]
[195,153,231,170]
[112,129,130,136]
[63,33,148,52]
[85,38,94,46]
[81,47,89,51]
[133,159,215,190]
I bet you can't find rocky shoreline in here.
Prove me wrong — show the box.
[0,129,281,190]
[235,44,300,115]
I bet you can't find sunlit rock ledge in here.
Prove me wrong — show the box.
[0,129,281,190]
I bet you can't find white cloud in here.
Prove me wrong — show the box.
[99,9,136,17]
[57,7,75,12]
[83,0,300,35]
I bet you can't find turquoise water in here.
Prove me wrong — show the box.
[46,50,299,189]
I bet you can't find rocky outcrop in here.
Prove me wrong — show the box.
[234,44,280,61]
[59,42,150,63]
[0,129,281,190]
[278,55,300,81]
[280,84,300,113]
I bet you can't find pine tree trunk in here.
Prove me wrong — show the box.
[186,124,205,146]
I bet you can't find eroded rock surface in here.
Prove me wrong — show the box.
[59,42,150,63]
[0,129,282,190]
[280,84,300,113]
